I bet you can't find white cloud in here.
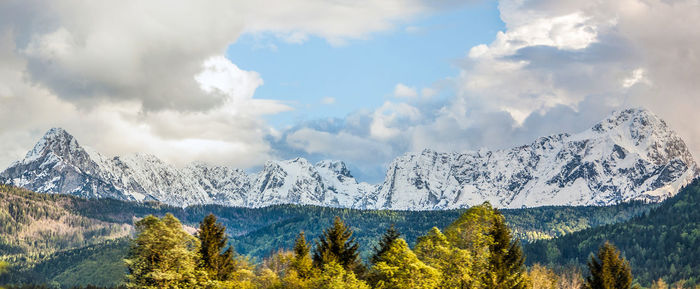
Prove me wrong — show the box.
[370,101,421,140]
[286,128,393,162]
[279,0,700,181]
[0,0,438,169]
[622,68,649,88]
[393,83,419,98]
[195,56,263,103]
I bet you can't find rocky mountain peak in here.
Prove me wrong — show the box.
[2,108,697,210]
[592,108,666,134]
[316,160,352,178]
[25,127,82,161]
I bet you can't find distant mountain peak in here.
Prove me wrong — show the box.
[25,127,81,161]
[2,108,697,210]
[592,108,665,133]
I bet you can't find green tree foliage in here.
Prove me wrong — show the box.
[124,214,204,289]
[312,216,363,274]
[291,232,313,279]
[369,238,440,289]
[308,262,370,289]
[584,242,636,289]
[370,224,400,265]
[483,211,529,289]
[197,213,236,281]
[526,179,700,286]
[443,202,498,284]
[4,183,689,288]
[414,227,474,289]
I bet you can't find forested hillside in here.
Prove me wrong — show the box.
[0,185,130,266]
[526,179,700,286]
[0,185,656,287]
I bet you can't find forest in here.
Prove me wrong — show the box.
[525,179,700,286]
[0,203,642,289]
[1,182,698,288]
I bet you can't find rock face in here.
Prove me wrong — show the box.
[2,108,698,209]
[363,108,699,209]
[0,128,374,208]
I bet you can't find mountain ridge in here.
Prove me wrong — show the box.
[1,108,697,209]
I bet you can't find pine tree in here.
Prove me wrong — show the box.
[483,209,529,289]
[312,216,363,274]
[370,224,401,265]
[197,213,236,281]
[292,232,313,279]
[584,242,637,289]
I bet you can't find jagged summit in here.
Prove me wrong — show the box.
[25,127,81,161]
[365,108,698,209]
[1,108,697,210]
[1,129,373,207]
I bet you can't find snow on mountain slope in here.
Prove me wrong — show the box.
[0,129,374,207]
[363,108,699,209]
[1,108,697,210]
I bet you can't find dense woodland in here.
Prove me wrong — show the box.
[0,182,698,288]
[0,203,642,289]
[526,179,700,287]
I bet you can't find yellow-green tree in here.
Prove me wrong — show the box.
[292,232,313,279]
[125,214,205,289]
[370,238,440,289]
[414,227,474,289]
[529,264,558,289]
[308,262,370,289]
[650,278,669,289]
[0,261,7,289]
[444,202,497,281]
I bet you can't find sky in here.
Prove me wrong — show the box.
[0,0,699,182]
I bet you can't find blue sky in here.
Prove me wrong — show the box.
[226,1,504,128]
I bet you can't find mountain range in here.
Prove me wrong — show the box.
[1,108,697,209]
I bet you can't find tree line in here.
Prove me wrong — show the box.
[121,202,638,289]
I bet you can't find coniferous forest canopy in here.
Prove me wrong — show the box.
[1,181,700,288]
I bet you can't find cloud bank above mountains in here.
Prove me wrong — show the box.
[1,0,699,182]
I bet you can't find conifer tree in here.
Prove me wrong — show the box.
[312,216,363,274]
[292,231,313,278]
[197,213,236,281]
[584,242,637,289]
[370,224,401,265]
[484,211,529,289]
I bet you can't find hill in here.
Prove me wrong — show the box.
[525,179,700,286]
[0,185,655,287]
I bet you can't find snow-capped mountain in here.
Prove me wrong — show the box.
[0,128,374,207]
[1,108,697,209]
[363,108,699,209]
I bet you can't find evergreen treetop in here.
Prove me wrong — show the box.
[197,213,236,281]
[370,224,401,265]
[312,216,363,274]
[584,242,637,289]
